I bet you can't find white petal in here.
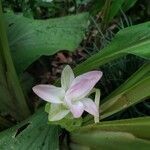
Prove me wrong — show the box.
[48,104,70,121]
[61,65,75,91]
[32,84,65,104]
[70,101,84,118]
[66,71,102,100]
[81,98,99,117]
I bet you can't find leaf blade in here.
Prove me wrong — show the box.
[71,117,150,150]
[74,21,150,75]
[0,108,60,150]
[5,13,89,74]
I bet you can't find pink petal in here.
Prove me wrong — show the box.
[66,71,102,100]
[70,101,84,118]
[81,98,99,117]
[71,71,102,86]
[61,65,75,91]
[32,84,65,104]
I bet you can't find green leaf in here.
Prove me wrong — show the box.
[76,117,150,140]
[71,132,150,150]
[0,2,30,120]
[91,0,137,29]
[5,12,89,74]
[107,0,124,20]
[102,63,150,101]
[71,117,150,150]
[90,0,105,15]
[101,0,124,29]
[122,0,138,11]
[74,21,150,75]
[0,108,61,150]
[100,66,150,119]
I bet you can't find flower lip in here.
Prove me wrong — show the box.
[70,101,84,118]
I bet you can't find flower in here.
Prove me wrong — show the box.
[33,65,102,122]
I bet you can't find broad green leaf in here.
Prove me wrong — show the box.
[0,108,61,150]
[5,12,89,74]
[71,117,150,150]
[76,117,150,140]
[71,132,150,150]
[0,2,30,120]
[100,75,150,119]
[74,21,150,75]
[102,63,150,101]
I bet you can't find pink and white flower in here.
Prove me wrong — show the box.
[33,65,102,122]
